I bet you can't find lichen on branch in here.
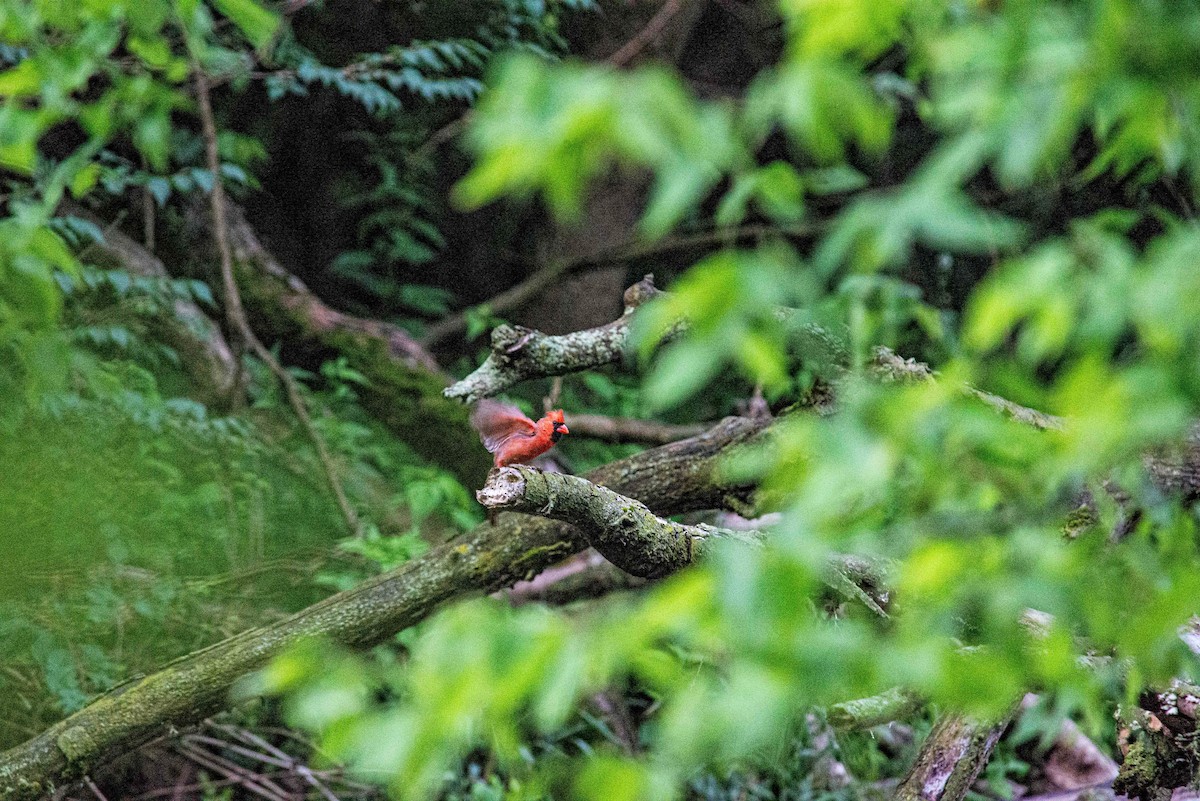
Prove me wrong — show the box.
[476,466,892,620]
[444,275,664,404]
[478,465,763,578]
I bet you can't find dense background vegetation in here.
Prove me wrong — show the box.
[3,0,1200,798]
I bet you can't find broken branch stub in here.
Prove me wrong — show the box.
[444,276,665,404]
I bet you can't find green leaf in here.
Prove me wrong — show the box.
[211,0,280,49]
[804,164,868,195]
[0,60,42,97]
[69,163,101,199]
[134,113,171,172]
[641,162,712,239]
[643,339,725,411]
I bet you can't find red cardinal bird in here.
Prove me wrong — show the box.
[470,399,569,467]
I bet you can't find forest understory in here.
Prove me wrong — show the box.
[4,1,1200,800]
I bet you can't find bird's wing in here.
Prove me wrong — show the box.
[470,400,537,454]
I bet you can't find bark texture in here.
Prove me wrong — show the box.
[478,464,890,618]
[0,414,766,800]
[893,712,1010,801]
[216,202,489,484]
[444,276,665,403]
[1114,682,1200,800]
[478,466,763,578]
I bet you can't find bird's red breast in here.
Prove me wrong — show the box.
[470,400,569,467]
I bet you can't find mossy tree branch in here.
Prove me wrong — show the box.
[0,414,769,800]
[478,465,891,616]
[444,276,666,404]
[893,712,1012,801]
[445,279,1061,441]
[477,465,764,578]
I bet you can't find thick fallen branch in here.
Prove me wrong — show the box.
[477,466,763,578]
[893,712,1011,801]
[0,415,767,800]
[478,465,891,616]
[198,200,487,483]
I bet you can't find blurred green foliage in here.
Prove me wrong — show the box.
[0,0,509,751]
[5,0,1200,797]
[266,0,1200,798]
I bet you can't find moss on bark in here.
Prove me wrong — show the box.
[0,413,764,800]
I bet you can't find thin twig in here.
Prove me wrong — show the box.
[212,724,346,801]
[174,741,291,801]
[193,66,361,536]
[82,777,109,801]
[140,155,155,252]
[412,114,470,162]
[74,210,128,263]
[607,0,685,66]
[420,222,819,347]
[565,412,711,445]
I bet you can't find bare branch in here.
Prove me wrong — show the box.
[566,413,711,445]
[194,69,360,537]
[445,280,1060,442]
[444,275,665,404]
[421,223,819,348]
[894,711,1012,801]
[607,0,685,66]
[477,465,764,578]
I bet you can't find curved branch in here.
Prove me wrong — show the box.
[445,280,1062,442]
[444,275,665,404]
[477,465,891,618]
[195,68,360,536]
[421,223,818,348]
[477,465,764,578]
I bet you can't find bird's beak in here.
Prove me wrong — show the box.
[559,424,569,435]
